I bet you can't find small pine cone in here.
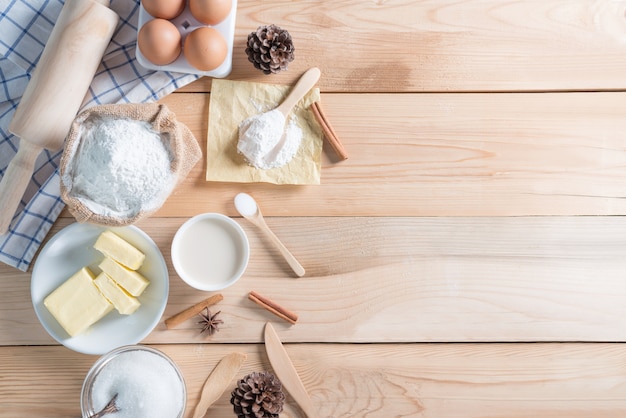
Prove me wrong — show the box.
[245,24,295,74]
[231,371,285,418]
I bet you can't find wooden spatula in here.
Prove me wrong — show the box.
[274,67,321,119]
[192,352,247,418]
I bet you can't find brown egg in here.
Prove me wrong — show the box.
[184,27,228,71]
[142,0,185,19]
[138,19,182,66]
[189,0,232,25]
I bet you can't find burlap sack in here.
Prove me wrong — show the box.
[60,103,201,226]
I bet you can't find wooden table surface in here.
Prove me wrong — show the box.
[4,0,626,416]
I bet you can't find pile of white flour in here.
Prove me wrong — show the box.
[69,117,174,217]
[237,109,303,169]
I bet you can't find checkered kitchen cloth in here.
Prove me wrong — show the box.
[0,0,199,271]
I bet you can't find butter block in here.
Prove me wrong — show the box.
[99,256,150,297]
[94,230,145,270]
[44,267,113,337]
[94,272,141,315]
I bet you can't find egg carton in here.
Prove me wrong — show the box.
[136,0,237,78]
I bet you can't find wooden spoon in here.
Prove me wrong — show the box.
[259,67,321,166]
[192,352,247,418]
[234,192,305,277]
[274,67,321,118]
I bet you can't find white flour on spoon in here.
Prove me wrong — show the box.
[237,108,302,169]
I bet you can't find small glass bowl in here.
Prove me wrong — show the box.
[81,345,186,418]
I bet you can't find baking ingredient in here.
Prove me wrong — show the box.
[142,0,185,19]
[311,101,348,160]
[248,290,298,324]
[98,257,150,297]
[233,192,257,217]
[138,18,181,65]
[43,230,152,338]
[237,109,284,168]
[237,109,303,169]
[94,231,146,270]
[174,217,241,286]
[184,27,227,71]
[71,116,175,218]
[239,67,320,169]
[197,308,223,335]
[90,349,185,418]
[165,293,224,329]
[44,267,113,337]
[94,273,141,315]
[189,0,232,25]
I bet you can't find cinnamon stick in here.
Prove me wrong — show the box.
[165,293,224,329]
[311,101,348,160]
[248,291,298,324]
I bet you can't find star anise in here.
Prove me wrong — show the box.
[197,308,223,336]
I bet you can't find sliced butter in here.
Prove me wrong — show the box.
[94,272,141,315]
[43,267,113,337]
[99,256,150,297]
[94,230,145,270]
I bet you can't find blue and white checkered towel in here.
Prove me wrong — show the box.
[0,0,199,271]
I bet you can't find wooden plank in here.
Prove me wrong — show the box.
[179,0,626,93]
[1,343,626,417]
[6,216,626,345]
[147,92,626,217]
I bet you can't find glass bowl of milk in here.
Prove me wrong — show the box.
[171,213,250,291]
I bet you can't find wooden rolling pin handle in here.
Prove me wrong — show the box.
[0,0,118,236]
[0,141,43,235]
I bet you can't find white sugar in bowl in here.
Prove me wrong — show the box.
[81,345,186,418]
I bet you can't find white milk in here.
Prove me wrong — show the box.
[175,217,241,286]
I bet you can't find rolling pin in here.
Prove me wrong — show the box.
[0,0,119,235]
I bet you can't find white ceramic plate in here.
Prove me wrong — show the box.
[31,223,168,355]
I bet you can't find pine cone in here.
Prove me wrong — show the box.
[231,371,285,418]
[245,25,295,74]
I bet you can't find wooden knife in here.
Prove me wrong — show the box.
[264,322,317,417]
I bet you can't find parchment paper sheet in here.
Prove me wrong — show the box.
[206,79,322,184]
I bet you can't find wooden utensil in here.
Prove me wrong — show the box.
[237,67,321,168]
[0,0,118,234]
[192,352,247,418]
[264,322,317,418]
[275,67,321,118]
[234,193,305,277]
